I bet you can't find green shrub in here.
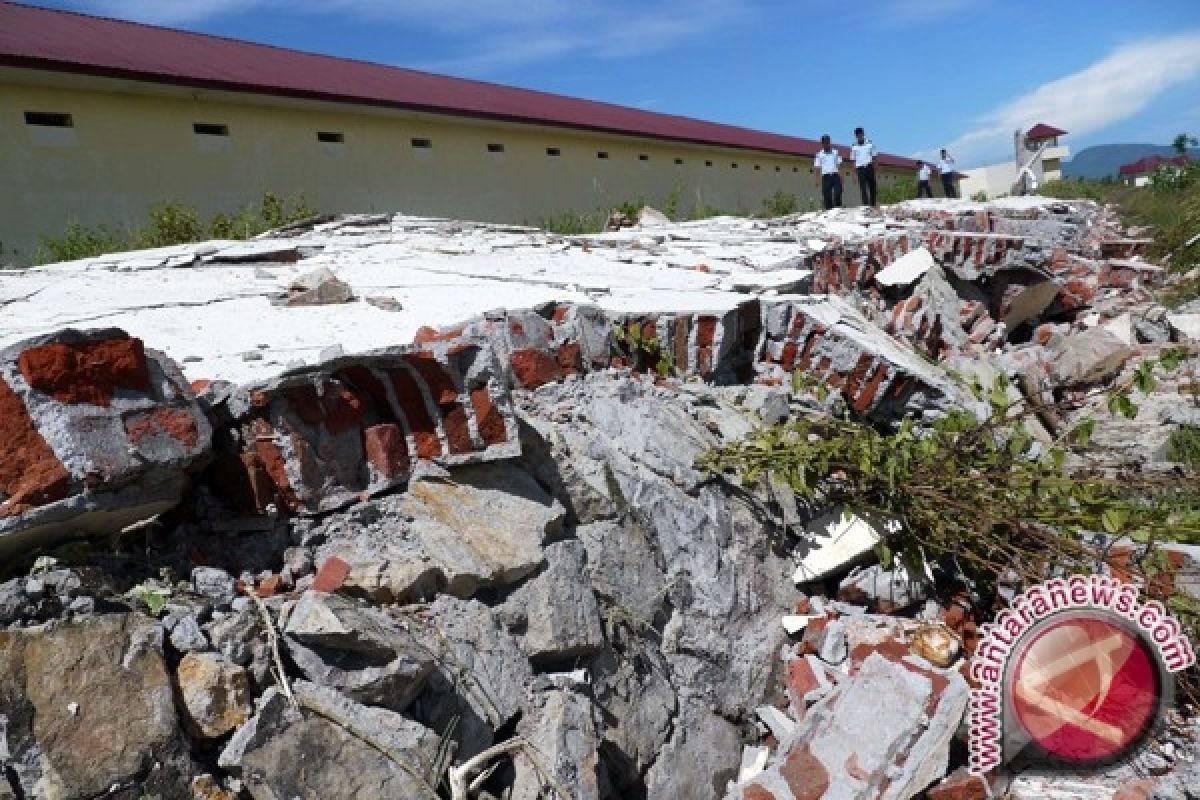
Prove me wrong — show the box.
[537,210,605,235]
[761,189,799,217]
[877,177,916,205]
[1167,425,1200,471]
[970,190,988,202]
[33,192,319,264]
[35,222,128,263]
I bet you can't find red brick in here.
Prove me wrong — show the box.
[313,556,351,593]
[442,404,474,454]
[190,379,212,394]
[386,367,441,460]
[742,785,776,800]
[510,348,564,389]
[470,387,508,446]
[673,316,691,369]
[787,657,823,700]
[852,364,890,414]
[362,423,409,478]
[780,745,830,800]
[780,341,799,371]
[412,325,463,345]
[555,342,582,374]
[252,418,299,512]
[123,406,200,448]
[696,316,718,348]
[18,336,151,406]
[927,767,989,800]
[0,376,71,516]
[255,574,284,598]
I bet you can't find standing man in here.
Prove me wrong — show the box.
[813,134,843,210]
[937,149,958,198]
[916,160,934,198]
[850,127,878,207]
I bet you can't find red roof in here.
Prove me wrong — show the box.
[0,2,918,168]
[1025,123,1068,140]
[1119,154,1190,176]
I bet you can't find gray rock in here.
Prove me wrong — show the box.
[1133,305,1173,344]
[0,613,197,798]
[511,690,602,800]
[226,682,441,800]
[405,596,533,759]
[169,611,210,652]
[21,578,44,602]
[645,702,742,800]
[577,519,668,630]
[504,540,604,662]
[0,579,28,623]
[279,266,355,306]
[323,463,563,602]
[176,652,253,739]
[282,590,435,711]
[192,566,237,605]
[1049,327,1132,387]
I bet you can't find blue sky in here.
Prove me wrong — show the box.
[34,0,1200,167]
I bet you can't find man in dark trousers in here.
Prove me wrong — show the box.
[813,135,843,210]
[850,127,878,207]
[916,160,934,198]
[938,149,958,198]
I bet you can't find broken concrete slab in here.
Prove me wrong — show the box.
[732,650,969,800]
[794,509,900,583]
[875,246,935,287]
[209,338,520,516]
[0,328,211,559]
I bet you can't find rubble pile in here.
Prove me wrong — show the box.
[0,196,1198,799]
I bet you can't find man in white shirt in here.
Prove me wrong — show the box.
[849,126,878,207]
[937,149,958,198]
[812,134,843,210]
[916,160,933,198]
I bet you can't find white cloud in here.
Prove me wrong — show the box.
[68,0,752,75]
[935,32,1200,166]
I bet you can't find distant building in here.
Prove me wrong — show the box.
[958,123,1070,200]
[0,2,918,263]
[1118,154,1190,187]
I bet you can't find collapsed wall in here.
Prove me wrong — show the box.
[0,197,1197,800]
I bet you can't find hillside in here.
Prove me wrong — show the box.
[1065,143,1200,179]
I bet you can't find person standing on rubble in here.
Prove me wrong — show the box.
[850,127,878,207]
[813,135,844,210]
[916,160,934,198]
[937,149,958,198]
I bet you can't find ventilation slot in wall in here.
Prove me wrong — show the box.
[674,158,684,165]
[193,123,229,136]
[487,143,505,153]
[317,131,345,143]
[597,151,609,159]
[638,154,649,161]
[411,138,432,148]
[25,112,73,127]
[546,147,561,157]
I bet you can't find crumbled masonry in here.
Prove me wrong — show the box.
[0,197,1198,799]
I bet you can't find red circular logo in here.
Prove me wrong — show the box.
[1010,614,1161,764]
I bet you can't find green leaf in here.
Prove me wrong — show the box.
[1071,418,1096,447]
[128,584,171,616]
[874,541,893,567]
[1101,508,1129,534]
[1159,347,1189,372]
[1133,361,1156,394]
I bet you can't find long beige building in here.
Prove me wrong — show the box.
[1,1,918,264]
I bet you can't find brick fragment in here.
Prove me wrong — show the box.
[312,556,351,593]
[0,375,71,516]
[18,336,151,406]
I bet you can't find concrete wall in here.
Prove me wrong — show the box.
[1,69,911,264]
